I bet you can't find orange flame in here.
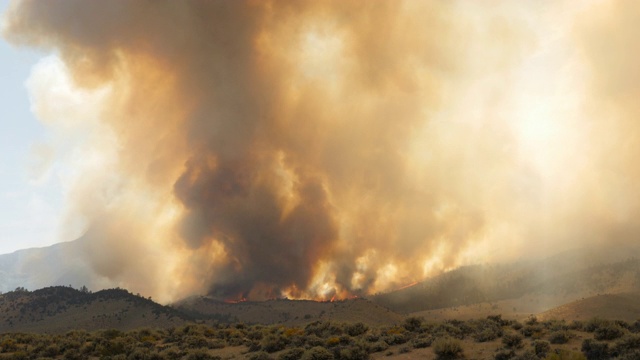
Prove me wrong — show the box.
[224,297,247,304]
[395,281,419,291]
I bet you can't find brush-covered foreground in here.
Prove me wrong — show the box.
[1,316,640,360]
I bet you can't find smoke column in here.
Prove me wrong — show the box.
[3,0,640,302]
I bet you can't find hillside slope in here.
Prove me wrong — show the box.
[0,286,188,333]
[538,292,640,322]
[175,297,403,326]
[371,247,640,314]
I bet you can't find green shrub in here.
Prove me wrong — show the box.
[127,348,151,360]
[548,330,571,344]
[160,346,183,360]
[0,338,18,353]
[475,327,501,343]
[432,337,464,360]
[10,351,30,360]
[545,349,586,360]
[493,349,515,360]
[42,344,61,357]
[364,333,379,343]
[411,336,432,349]
[523,316,537,326]
[615,349,640,360]
[521,324,544,338]
[185,335,209,349]
[62,348,82,360]
[531,340,551,357]
[471,318,503,342]
[305,322,334,338]
[184,349,221,360]
[99,338,130,356]
[433,323,465,340]
[261,334,287,353]
[101,329,124,340]
[581,339,609,360]
[338,344,370,360]
[569,320,584,331]
[247,329,264,341]
[502,333,523,349]
[207,339,225,349]
[301,346,334,360]
[248,351,272,360]
[369,341,388,353]
[543,320,569,332]
[381,334,406,346]
[583,318,608,333]
[278,347,305,360]
[345,323,368,337]
[304,335,325,347]
[613,334,640,355]
[326,337,341,348]
[594,323,625,341]
[615,320,631,330]
[513,350,538,360]
[338,335,353,346]
[404,317,423,333]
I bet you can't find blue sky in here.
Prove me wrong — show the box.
[0,0,63,254]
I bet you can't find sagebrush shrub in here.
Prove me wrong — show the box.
[432,337,464,360]
[581,339,609,360]
[277,347,304,360]
[403,317,423,333]
[345,323,368,337]
[549,330,571,344]
[532,340,550,357]
[612,334,640,358]
[493,349,515,360]
[368,341,388,353]
[411,336,432,349]
[502,333,523,349]
[513,350,538,360]
[594,323,625,341]
[301,346,333,360]
[247,351,272,360]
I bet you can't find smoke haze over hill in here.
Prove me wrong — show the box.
[3,0,640,302]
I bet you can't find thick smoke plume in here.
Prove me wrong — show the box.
[3,0,640,302]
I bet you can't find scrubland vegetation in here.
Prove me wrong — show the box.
[0,315,639,360]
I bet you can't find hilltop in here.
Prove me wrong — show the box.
[0,286,188,333]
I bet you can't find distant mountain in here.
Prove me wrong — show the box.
[0,286,188,333]
[0,239,95,294]
[370,245,640,314]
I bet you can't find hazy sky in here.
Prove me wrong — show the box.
[0,0,64,255]
[1,0,639,302]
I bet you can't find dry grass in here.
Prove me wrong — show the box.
[176,297,404,327]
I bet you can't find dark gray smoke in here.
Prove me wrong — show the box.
[4,0,639,302]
